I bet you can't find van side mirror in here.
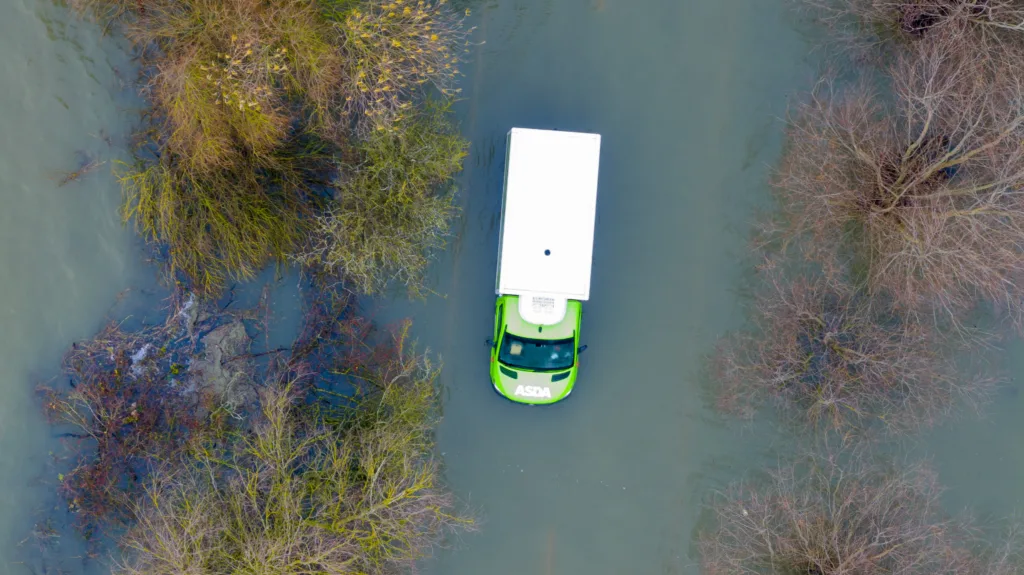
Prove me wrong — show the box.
[577,345,588,354]
[485,338,495,348]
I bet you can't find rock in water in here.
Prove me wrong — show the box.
[189,320,254,412]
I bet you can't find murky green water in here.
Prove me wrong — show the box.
[4,0,1022,574]
[373,1,816,573]
[0,0,150,569]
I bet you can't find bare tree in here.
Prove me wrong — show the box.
[712,269,994,436]
[700,454,983,575]
[771,33,1024,326]
[804,0,1024,56]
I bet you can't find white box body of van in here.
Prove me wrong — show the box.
[495,128,602,325]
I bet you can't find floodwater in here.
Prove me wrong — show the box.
[4,1,1024,575]
[376,1,816,573]
[0,0,151,570]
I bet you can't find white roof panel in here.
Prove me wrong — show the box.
[496,128,601,301]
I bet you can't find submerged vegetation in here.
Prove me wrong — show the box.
[711,2,1024,433]
[700,453,1022,575]
[807,0,1024,55]
[44,286,473,569]
[37,0,475,571]
[74,0,470,295]
[119,138,326,294]
[703,1,1024,572]
[117,332,468,575]
[296,101,467,295]
[712,269,992,436]
[770,35,1024,325]
[42,293,255,536]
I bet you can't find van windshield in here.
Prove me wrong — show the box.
[499,333,575,371]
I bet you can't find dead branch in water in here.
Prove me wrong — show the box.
[53,158,106,187]
[40,292,258,536]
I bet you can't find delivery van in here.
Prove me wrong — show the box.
[487,128,601,404]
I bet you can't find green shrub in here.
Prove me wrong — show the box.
[297,102,467,296]
[119,139,328,293]
[74,0,469,295]
[326,0,471,133]
[136,0,339,169]
[117,328,472,575]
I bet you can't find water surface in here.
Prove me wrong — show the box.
[0,1,148,570]
[372,1,815,573]
[6,2,1021,575]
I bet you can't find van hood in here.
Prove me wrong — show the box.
[493,366,573,404]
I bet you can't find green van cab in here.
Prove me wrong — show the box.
[488,295,586,404]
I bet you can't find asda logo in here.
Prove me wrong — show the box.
[513,385,552,399]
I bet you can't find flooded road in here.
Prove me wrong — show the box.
[3,1,1022,575]
[373,1,815,573]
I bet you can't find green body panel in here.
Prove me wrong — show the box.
[489,295,582,405]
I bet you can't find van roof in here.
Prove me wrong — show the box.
[496,128,601,301]
[504,296,580,340]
